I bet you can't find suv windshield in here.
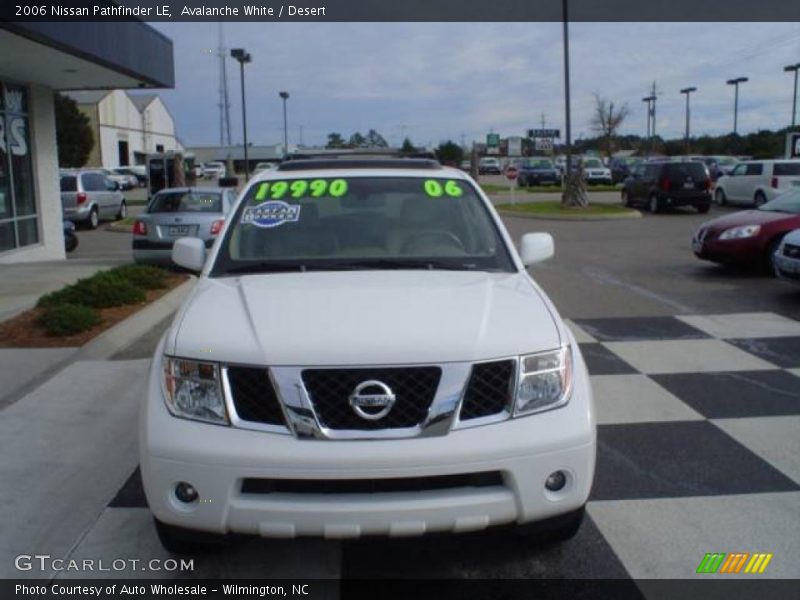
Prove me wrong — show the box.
[583,159,603,168]
[149,191,222,213]
[211,176,514,275]
[759,190,800,214]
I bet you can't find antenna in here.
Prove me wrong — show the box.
[218,23,232,146]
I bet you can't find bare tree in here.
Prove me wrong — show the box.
[590,94,629,158]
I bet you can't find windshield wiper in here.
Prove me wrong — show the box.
[343,258,479,271]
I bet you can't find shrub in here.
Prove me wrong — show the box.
[38,271,145,309]
[111,264,168,290]
[38,303,101,336]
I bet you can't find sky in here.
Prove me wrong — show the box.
[149,22,800,149]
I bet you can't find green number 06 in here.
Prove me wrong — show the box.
[424,179,463,198]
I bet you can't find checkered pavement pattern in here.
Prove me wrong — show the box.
[89,312,800,581]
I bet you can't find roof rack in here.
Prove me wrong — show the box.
[277,158,442,172]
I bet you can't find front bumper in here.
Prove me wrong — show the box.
[693,235,761,265]
[774,253,800,282]
[140,338,596,539]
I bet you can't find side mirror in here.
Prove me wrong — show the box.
[172,237,206,272]
[520,233,554,266]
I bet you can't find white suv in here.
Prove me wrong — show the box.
[714,159,800,207]
[140,158,595,553]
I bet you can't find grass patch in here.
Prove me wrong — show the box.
[38,303,102,337]
[496,201,636,217]
[482,183,620,194]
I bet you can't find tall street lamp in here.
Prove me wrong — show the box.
[231,48,252,181]
[279,91,290,159]
[784,63,800,129]
[642,95,655,156]
[680,87,697,154]
[726,77,748,135]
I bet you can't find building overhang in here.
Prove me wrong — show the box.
[0,22,173,90]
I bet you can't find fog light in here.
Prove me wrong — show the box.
[175,482,199,503]
[545,471,567,492]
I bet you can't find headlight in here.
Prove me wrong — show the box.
[719,225,761,240]
[162,357,228,425]
[514,347,573,416]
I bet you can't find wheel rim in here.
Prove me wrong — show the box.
[120,203,127,218]
[91,211,98,227]
[715,190,723,204]
[755,194,765,207]
[621,191,628,205]
[650,197,657,212]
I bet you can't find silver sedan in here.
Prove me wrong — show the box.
[133,187,238,265]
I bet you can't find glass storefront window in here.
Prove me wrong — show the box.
[0,81,38,252]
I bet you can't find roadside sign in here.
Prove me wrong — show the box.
[528,128,560,139]
[505,165,519,181]
[487,133,500,147]
[535,138,553,152]
[507,136,523,157]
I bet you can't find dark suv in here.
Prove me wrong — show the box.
[621,161,711,213]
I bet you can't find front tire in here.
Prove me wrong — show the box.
[715,188,727,206]
[116,200,127,220]
[621,190,632,207]
[764,235,785,275]
[515,506,585,543]
[696,203,710,214]
[153,518,225,555]
[754,191,767,207]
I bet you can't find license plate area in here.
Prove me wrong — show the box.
[168,225,192,236]
[683,182,695,189]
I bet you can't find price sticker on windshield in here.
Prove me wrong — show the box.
[253,178,349,201]
[423,180,464,198]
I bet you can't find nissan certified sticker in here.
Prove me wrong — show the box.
[241,200,301,228]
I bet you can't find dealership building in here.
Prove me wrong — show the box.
[65,90,181,169]
[0,22,173,263]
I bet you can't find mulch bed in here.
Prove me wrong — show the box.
[0,273,189,348]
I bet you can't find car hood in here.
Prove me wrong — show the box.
[169,271,561,366]
[702,210,797,232]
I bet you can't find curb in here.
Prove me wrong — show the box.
[497,208,642,221]
[0,278,195,410]
[105,223,133,233]
[75,277,195,361]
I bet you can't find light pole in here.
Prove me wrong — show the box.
[680,87,697,154]
[726,77,748,135]
[279,91,289,159]
[642,95,655,156]
[561,0,574,200]
[231,48,252,181]
[784,64,800,129]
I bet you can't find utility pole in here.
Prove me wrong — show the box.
[562,0,574,203]
[680,87,697,155]
[231,48,252,181]
[217,23,232,146]
[279,91,289,159]
[726,77,748,135]
[784,64,800,129]
[642,95,655,157]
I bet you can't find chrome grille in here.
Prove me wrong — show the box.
[301,367,441,431]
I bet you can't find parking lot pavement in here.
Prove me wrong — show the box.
[68,205,144,263]
[34,309,797,580]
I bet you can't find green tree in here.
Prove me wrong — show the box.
[400,137,416,153]
[326,132,346,148]
[434,140,463,166]
[54,93,93,167]
[348,132,367,147]
[364,129,389,148]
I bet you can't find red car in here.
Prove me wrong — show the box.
[692,189,800,270]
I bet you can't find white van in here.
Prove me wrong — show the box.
[714,159,800,206]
